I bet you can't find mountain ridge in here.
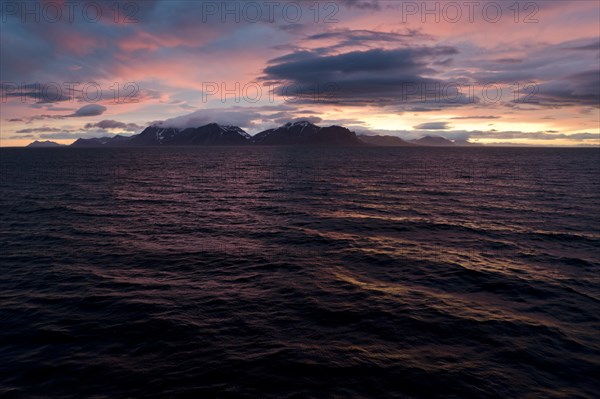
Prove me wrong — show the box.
[67,121,364,147]
[26,140,66,148]
[28,122,482,147]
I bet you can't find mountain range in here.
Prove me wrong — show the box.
[29,122,480,147]
[70,121,363,147]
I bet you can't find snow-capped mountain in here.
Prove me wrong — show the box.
[69,121,364,147]
[71,123,252,147]
[127,127,181,146]
[128,123,252,146]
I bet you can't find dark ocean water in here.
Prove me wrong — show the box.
[1,146,599,399]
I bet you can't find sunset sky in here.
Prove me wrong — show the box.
[1,0,599,146]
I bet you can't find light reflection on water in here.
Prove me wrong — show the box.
[0,146,599,398]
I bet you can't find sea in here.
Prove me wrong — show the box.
[1,146,599,398]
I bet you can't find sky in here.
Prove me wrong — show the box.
[0,0,599,146]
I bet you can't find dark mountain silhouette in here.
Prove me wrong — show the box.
[252,121,363,146]
[358,135,416,146]
[60,122,486,148]
[127,127,182,146]
[41,125,488,148]
[71,124,251,147]
[410,135,455,146]
[71,135,130,147]
[67,121,363,147]
[26,140,65,147]
[130,124,252,146]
